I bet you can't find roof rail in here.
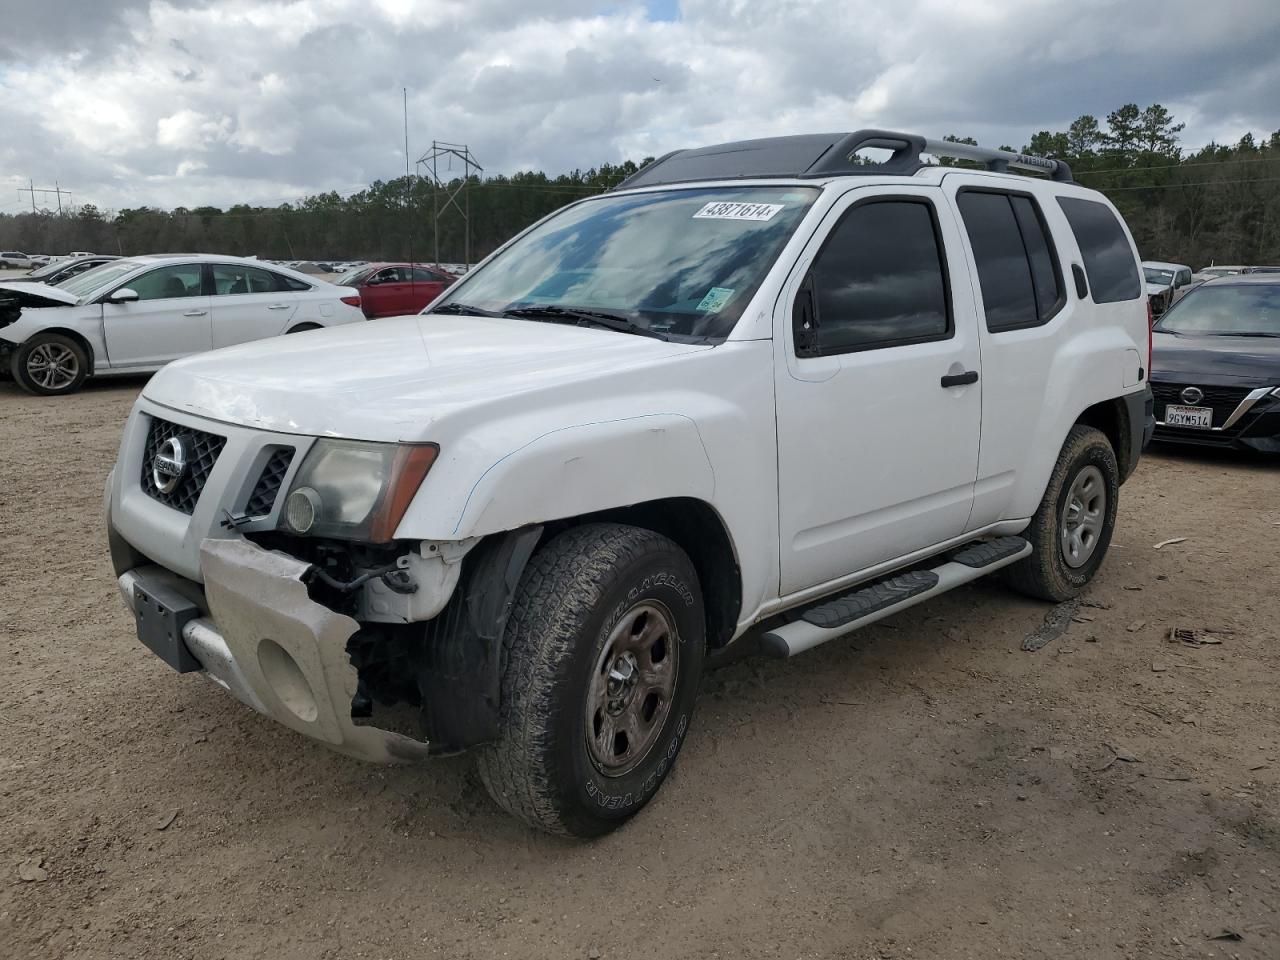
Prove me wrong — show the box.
[616,129,1073,189]
[804,129,1073,182]
[919,136,1073,182]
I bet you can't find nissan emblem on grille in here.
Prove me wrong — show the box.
[1181,386,1204,405]
[152,437,188,494]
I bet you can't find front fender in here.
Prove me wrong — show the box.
[397,413,717,540]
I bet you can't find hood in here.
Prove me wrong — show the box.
[1145,281,1173,297]
[1151,330,1280,385]
[144,314,711,440]
[0,280,78,306]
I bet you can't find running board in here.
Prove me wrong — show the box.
[760,536,1031,659]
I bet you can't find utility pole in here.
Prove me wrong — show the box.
[417,141,482,269]
[17,181,72,214]
[404,88,414,270]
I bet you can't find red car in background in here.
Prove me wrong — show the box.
[335,262,456,318]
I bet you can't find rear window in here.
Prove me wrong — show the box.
[1056,197,1141,303]
[957,190,1063,331]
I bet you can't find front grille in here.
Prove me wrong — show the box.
[140,418,226,514]
[245,447,295,516]
[1151,382,1250,429]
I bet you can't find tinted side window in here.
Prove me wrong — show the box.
[281,275,312,291]
[1056,197,1141,303]
[127,264,204,301]
[957,192,1037,331]
[801,199,950,355]
[1010,195,1064,322]
[211,264,282,295]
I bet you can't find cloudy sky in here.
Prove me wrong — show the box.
[1,0,1277,213]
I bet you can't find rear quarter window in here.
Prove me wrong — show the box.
[1056,197,1141,303]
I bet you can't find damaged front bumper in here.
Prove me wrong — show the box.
[119,538,433,763]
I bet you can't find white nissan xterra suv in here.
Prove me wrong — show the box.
[107,130,1155,837]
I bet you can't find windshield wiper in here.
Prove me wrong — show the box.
[502,305,671,341]
[429,301,509,318]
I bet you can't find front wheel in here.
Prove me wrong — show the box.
[476,523,705,837]
[11,333,89,396]
[1004,424,1119,602]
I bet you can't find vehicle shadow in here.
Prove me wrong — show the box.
[1143,439,1279,472]
[0,373,151,400]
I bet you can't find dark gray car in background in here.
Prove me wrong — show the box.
[1150,275,1280,453]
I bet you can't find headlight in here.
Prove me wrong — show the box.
[279,439,438,541]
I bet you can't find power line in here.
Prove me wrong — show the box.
[17,181,72,213]
[1103,175,1280,192]
[1074,156,1275,179]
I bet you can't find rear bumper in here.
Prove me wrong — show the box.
[118,539,432,763]
[1122,385,1154,480]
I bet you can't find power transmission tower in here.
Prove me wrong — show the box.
[417,141,482,269]
[18,180,72,214]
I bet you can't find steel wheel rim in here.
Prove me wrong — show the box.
[585,600,680,777]
[26,342,78,390]
[1060,464,1106,569]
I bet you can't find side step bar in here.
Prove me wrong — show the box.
[760,536,1031,659]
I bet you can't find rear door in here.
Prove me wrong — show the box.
[209,263,299,348]
[408,266,448,311]
[101,262,212,366]
[942,178,1074,529]
[774,186,983,594]
[942,176,1144,528]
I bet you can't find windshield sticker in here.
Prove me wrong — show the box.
[692,201,784,222]
[696,287,735,312]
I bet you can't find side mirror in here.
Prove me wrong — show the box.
[107,288,139,304]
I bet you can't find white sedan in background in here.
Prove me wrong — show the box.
[0,254,366,396]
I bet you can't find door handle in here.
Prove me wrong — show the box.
[182,309,207,317]
[940,370,979,388]
[267,303,291,310]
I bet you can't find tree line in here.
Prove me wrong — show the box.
[1,105,1277,269]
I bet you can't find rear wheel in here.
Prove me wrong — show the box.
[475,523,705,837]
[1004,424,1119,601]
[12,333,89,396]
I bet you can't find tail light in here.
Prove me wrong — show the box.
[340,294,361,308]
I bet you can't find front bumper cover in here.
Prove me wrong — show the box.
[121,538,432,763]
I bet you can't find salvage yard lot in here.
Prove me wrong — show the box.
[3,378,1280,960]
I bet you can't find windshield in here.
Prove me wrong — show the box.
[335,267,370,286]
[25,259,68,280]
[58,259,145,298]
[1144,267,1174,284]
[430,186,820,341]
[1155,283,1280,337]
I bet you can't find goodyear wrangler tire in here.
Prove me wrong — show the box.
[475,523,705,837]
[1004,424,1119,602]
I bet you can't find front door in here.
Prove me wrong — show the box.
[363,266,411,317]
[774,187,983,595]
[102,262,212,367]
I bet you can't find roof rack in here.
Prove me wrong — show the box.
[615,129,1073,189]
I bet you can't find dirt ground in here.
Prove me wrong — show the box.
[3,376,1280,960]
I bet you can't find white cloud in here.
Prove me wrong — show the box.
[157,109,232,149]
[0,0,1276,211]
